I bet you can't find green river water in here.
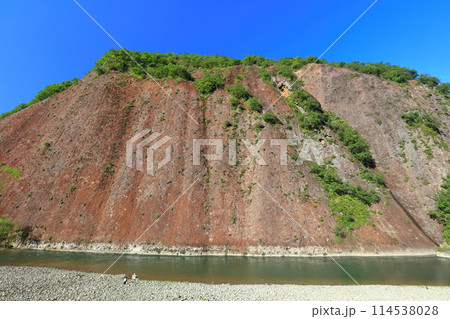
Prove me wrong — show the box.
[0,249,449,285]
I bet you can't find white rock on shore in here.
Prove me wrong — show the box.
[0,266,448,301]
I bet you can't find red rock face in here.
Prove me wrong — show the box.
[299,64,449,245]
[0,65,446,254]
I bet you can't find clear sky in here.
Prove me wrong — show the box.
[1,0,449,114]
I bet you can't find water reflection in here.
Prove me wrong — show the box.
[0,249,449,285]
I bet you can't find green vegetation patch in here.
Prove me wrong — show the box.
[193,73,224,96]
[417,75,440,88]
[341,62,417,83]
[0,215,14,245]
[4,49,449,121]
[93,49,239,78]
[417,74,450,99]
[327,113,375,167]
[286,87,327,132]
[360,167,385,188]
[429,173,450,244]
[401,111,440,134]
[226,83,251,100]
[309,163,379,240]
[225,83,265,116]
[287,86,375,167]
[0,78,79,120]
[245,98,263,113]
[309,163,379,205]
[0,165,19,192]
[2,166,19,179]
[262,113,282,125]
[401,111,448,151]
[258,67,274,83]
[0,215,29,247]
[330,195,374,239]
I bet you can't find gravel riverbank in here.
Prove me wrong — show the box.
[0,266,448,301]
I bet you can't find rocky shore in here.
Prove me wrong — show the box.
[0,266,448,301]
[15,242,440,258]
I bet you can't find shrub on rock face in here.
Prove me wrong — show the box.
[276,65,296,81]
[308,163,380,205]
[226,84,251,100]
[258,68,273,82]
[402,111,441,134]
[297,112,326,132]
[422,113,440,133]
[0,215,14,244]
[262,113,282,125]
[194,74,224,95]
[330,195,372,236]
[344,62,418,83]
[417,74,440,88]
[246,98,263,113]
[429,173,450,244]
[437,83,450,97]
[309,163,378,240]
[242,55,271,67]
[401,112,422,127]
[327,116,375,168]
[146,64,192,81]
[229,97,240,108]
[360,167,386,188]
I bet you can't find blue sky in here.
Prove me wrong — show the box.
[1,0,449,114]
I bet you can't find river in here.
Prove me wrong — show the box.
[0,249,449,285]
